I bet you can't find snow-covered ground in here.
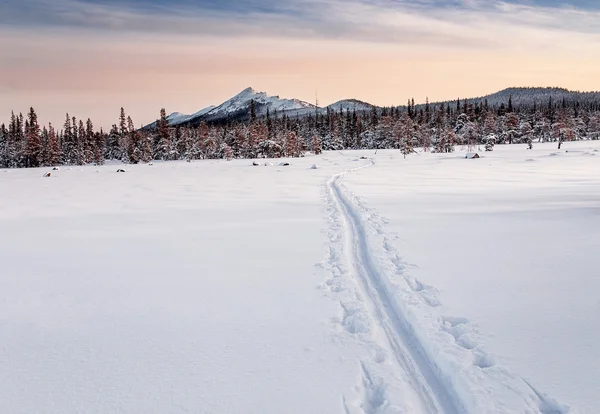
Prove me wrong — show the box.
[0,141,598,413]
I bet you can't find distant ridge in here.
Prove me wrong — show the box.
[145,86,600,128]
[426,87,600,109]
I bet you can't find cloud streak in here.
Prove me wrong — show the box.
[1,0,600,129]
[2,0,600,46]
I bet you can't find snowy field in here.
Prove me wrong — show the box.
[1,141,599,413]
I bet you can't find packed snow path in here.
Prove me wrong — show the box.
[324,157,571,414]
[328,162,461,413]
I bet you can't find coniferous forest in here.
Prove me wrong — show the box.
[2,93,600,169]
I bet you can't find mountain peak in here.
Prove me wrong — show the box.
[238,86,258,96]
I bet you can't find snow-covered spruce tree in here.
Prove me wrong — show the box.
[181,127,195,161]
[0,123,8,168]
[84,118,95,164]
[75,119,86,165]
[119,107,127,147]
[588,113,600,140]
[106,124,122,161]
[25,107,42,167]
[257,138,282,158]
[125,116,143,164]
[395,114,415,158]
[203,127,220,159]
[434,127,455,153]
[285,130,300,157]
[504,112,520,145]
[483,110,497,136]
[197,122,210,159]
[247,122,268,158]
[61,113,74,164]
[154,108,171,161]
[46,123,61,166]
[400,133,414,159]
[485,134,496,151]
[222,143,234,161]
[94,130,106,165]
[312,134,322,154]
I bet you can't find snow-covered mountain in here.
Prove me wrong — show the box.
[206,87,314,117]
[148,87,377,128]
[156,87,317,127]
[167,106,216,125]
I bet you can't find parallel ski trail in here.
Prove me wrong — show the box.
[328,161,461,414]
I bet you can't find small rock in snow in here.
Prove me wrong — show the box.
[52,167,60,171]
[310,164,319,169]
[252,161,260,166]
[279,162,290,167]
[117,169,126,173]
[43,172,52,177]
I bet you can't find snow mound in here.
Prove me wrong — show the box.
[310,164,319,169]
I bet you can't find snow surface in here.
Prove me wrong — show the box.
[1,141,599,413]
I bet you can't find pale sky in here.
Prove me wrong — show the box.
[1,0,600,129]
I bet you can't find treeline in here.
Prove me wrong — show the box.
[2,95,600,168]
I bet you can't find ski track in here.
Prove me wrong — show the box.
[322,156,571,414]
[326,159,461,414]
